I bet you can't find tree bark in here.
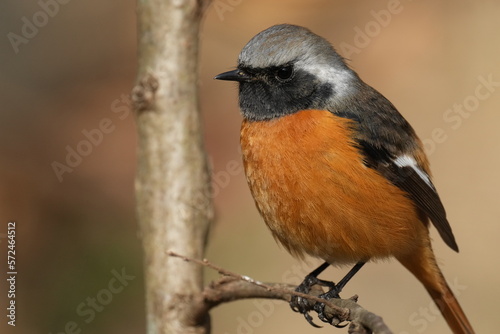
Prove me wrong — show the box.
[133,1,213,333]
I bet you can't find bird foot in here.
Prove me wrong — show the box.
[289,274,336,327]
[313,286,348,327]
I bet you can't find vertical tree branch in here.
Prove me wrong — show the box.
[133,1,213,333]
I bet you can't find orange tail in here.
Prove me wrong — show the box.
[426,280,474,334]
[398,244,474,334]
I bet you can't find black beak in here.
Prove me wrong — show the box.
[214,69,251,82]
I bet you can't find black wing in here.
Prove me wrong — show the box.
[358,140,459,252]
[334,81,458,252]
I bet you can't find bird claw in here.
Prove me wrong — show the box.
[314,301,330,323]
[290,274,336,328]
[313,286,349,328]
[289,275,315,314]
[303,310,322,328]
[291,294,323,328]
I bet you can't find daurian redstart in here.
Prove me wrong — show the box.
[215,24,474,334]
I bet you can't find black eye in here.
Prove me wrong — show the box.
[275,65,293,81]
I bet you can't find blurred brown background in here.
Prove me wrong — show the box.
[0,1,498,333]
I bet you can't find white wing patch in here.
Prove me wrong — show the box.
[393,155,435,191]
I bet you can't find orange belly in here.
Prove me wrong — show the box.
[241,109,428,265]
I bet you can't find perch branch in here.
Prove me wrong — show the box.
[168,251,393,334]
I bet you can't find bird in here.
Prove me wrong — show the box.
[215,24,474,334]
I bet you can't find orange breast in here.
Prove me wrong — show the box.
[241,109,427,265]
